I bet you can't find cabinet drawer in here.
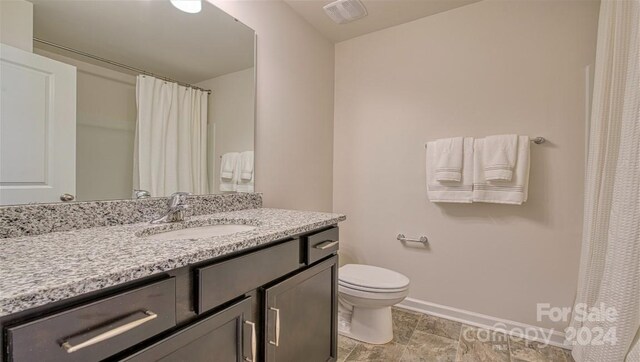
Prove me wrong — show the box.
[7,278,176,362]
[196,239,300,314]
[303,227,339,265]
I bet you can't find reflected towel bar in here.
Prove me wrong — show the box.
[397,234,428,244]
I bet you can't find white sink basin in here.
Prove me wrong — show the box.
[144,224,257,241]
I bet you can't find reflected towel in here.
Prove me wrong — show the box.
[237,151,254,193]
[239,151,254,181]
[220,152,239,180]
[220,152,240,192]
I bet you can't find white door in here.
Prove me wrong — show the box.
[0,43,76,205]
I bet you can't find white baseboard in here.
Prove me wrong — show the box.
[397,297,569,349]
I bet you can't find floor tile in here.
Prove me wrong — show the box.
[340,310,574,362]
[509,336,571,362]
[456,325,510,362]
[338,336,360,362]
[415,314,462,340]
[344,341,407,362]
[392,307,422,345]
[563,348,575,362]
[401,329,458,362]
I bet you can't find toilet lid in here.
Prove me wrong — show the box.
[339,264,410,291]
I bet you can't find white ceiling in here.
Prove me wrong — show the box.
[284,0,482,43]
[31,0,255,83]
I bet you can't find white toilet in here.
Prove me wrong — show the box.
[338,264,410,344]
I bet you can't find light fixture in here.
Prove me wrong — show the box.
[170,0,202,14]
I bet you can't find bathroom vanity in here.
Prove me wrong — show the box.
[0,202,345,362]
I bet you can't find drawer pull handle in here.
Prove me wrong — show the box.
[61,310,157,353]
[244,320,256,362]
[268,307,281,347]
[314,240,339,250]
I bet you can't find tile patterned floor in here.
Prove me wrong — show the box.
[338,308,574,362]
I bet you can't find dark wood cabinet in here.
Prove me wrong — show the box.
[120,297,254,362]
[264,256,338,362]
[1,227,339,362]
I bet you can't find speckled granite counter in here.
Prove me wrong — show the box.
[0,208,345,317]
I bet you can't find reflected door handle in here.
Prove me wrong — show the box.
[60,193,75,202]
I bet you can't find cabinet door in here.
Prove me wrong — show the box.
[264,256,338,362]
[121,297,256,362]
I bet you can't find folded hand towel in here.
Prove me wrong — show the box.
[482,134,518,181]
[237,151,254,193]
[220,152,239,180]
[239,151,254,181]
[219,152,240,192]
[434,137,464,182]
[236,172,254,193]
[426,137,474,203]
[473,136,530,205]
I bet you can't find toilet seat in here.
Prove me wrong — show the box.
[339,280,408,293]
[338,264,410,292]
[339,284,409,301]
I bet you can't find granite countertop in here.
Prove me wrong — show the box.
[0,208,346,317]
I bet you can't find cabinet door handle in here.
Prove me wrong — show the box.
[314,240,339,250]
[268,307,280,347]
[244,320,256,362]
[61,310,157,353]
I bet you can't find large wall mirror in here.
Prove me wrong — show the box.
[0,0,256,205]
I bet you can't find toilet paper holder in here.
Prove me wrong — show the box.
[397,234,428,244]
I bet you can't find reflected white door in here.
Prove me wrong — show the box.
[0,43,76,205]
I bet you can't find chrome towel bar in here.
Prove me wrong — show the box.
[424,136,546,148]
[397,234,428,244]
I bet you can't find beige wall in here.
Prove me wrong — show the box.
[209,0,335,212]
[0,0,33,52]
[34,48,137,201]
[196,68,255,192]
[333,0,599,330]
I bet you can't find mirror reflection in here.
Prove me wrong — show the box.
[0,0,256,205]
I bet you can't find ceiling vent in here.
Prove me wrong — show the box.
[323,0,368,24]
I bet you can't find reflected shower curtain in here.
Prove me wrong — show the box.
[569,1,640,361]
[133,75,209,197]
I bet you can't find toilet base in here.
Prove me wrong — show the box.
[338,305,393,345]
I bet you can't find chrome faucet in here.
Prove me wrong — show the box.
[133,189,151,199]
[150,192,191,224]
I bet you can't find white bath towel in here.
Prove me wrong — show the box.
[220,152,239,180]
[219,152,240,192]
[482,134,518,181]
[473,136,530,205]
[236,172,254,193]
[239,151,254,181]
[237,151,254,193]
[426,137,474,203]
[434,137,464,182]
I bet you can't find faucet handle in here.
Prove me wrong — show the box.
[168,192,191,207]
[133,189,151,199]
